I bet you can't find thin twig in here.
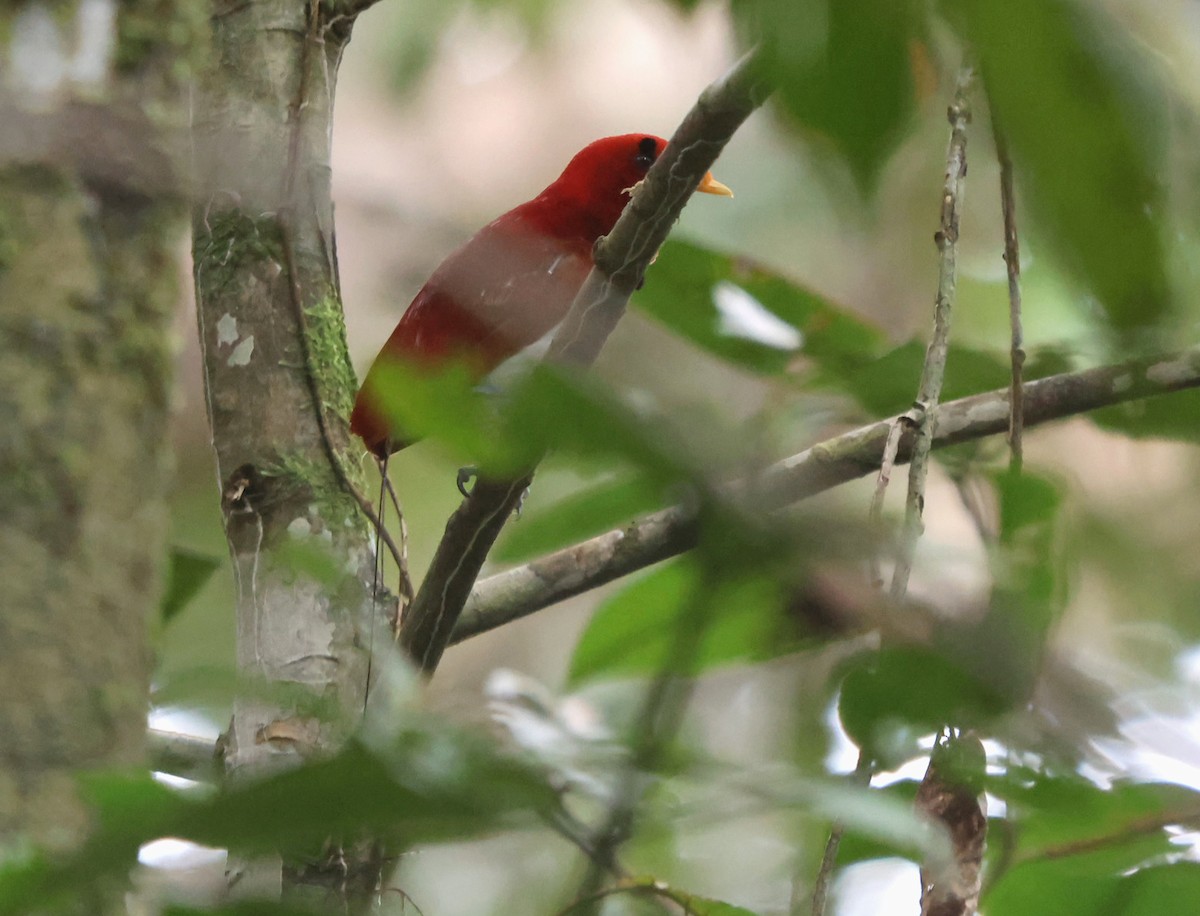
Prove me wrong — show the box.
[993,124,1025,474]
[399,50,769,675]
[890,64,975,604]
[867,417,909,588]
[575,570,720,907]
[803,753,875,916]
[148,728,220,781]
[451,346,1200,644]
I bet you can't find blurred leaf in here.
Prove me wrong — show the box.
[835,779,923,865]
[275,538,344,588]
[161,548,221,624]
[174,732,553,852]
[504,367,703,483]
[368,357,531,471]
[832,340,1070,417]
[988,771,1198,866]
[1091,388,1200,444]
[0,726,555,915]
[166,904,324,916]
[567,560,804,685]
[838,648,1009,762]
[949,470,1066,703]
[495,473,665,562]
[987,861,1200,916]
[958,0,1171,332]
[734,0,928,190]
[636,241,886,377]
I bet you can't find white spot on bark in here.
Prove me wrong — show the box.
[287,517,311,539]
[1147,360,1190,387]
[227,335,255,367]
[712,281,803,350]
[216,313,239,347]
[1112,373,1133,393]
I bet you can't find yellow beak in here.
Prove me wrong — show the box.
[697,171,734,198]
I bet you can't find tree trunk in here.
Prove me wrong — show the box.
[0,0,195,853]
[190,0,387,902]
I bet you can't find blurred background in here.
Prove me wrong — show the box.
[152,0,1200,912]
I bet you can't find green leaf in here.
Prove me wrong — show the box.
[987,861,1200,916]
[735,0,928,191]
[959,0,1172,332]
[494,473,665,563]
[0,726,556,915]
[838,647,1009,762]
[165,904,324,916]
[567,560,805,685]
[988,771,1197,867]
[834,780,923,864]
[947,470,1066,703]
[822,339,1073,419]
[161,548,221,624]
[637,242,886,377]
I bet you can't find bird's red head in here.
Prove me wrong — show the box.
[526,134,732,246]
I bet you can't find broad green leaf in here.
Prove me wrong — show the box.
[734,0,928,191]
[495,473,665,563]
[838,648,1009,762]
[567,560,805,685]
[989,771,1198,865]
[987,861,1200,916]
[636,241,885,377]
[0,727,556,915]
[958,0,1171,332]
[161,548,221,624]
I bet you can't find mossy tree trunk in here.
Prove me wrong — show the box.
[0,0,196,859]
[191,0,387,903]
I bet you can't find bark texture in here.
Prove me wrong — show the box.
[0,0,193,849]
[190,0,386,901]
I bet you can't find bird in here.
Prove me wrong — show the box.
[349,133,733,458]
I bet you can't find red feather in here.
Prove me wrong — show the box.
[350,134,730,457]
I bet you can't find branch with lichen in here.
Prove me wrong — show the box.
[450,346,1200,645]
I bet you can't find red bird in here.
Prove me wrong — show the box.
[350,134,733,457]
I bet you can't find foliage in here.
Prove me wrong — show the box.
[11,0,1200,914]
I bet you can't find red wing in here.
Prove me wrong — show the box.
[351,215,592,455]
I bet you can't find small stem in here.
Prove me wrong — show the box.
[804,753,874,916]
[891,63,975,604]
[993,123,1025,474]
[868,417,911,589]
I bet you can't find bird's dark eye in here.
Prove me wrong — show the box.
[634,136,658,170]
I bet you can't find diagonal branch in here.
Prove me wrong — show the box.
[398,50,770,675]
[451,347,1200,644]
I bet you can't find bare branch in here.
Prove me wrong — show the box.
[400,50,769,675]
[452,347,1200,644]
[148,728,221,782]
[891,64,975,604]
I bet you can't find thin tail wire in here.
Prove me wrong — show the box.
[363,452,390,717]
